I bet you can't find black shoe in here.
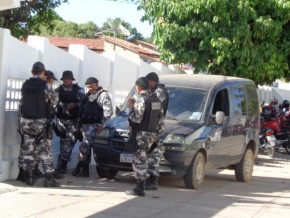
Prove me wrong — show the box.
[26,168,34,186]
[33,164,44,179]
[72,161,83,177]
[44,172,60,187]
[54,171,64,179]
[58,159,68,174]
[145,175,158,190]
[78,163,89,177]
[126,180,145,197]
[16,167,27,183]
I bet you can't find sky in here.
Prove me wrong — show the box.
[55,0,153,38]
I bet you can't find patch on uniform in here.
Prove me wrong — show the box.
[151,102,161,110]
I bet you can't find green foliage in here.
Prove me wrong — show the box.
[139,0,290,85]
[0,0,67,38]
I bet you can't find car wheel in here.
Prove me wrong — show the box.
[235,148,254,182]
[96,166,118,180]
[183,152,205,189]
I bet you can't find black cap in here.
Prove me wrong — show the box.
[85,77,99,85]
[135,77,149,89]
[145,72,159,83]
[32,62,45,73]
[61,70,75,80]
[45,70,57,81]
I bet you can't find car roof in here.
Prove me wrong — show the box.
[159,74,254,90]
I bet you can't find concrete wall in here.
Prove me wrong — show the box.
[0,28,177,181]
[0,0,21,10]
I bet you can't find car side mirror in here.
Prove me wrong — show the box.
[115,105,121,115]
[215,111,225,125]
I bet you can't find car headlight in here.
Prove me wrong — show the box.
[96,128,110,138]
[163,134,185,144]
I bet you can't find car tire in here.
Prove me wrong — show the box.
[183,152,205,189]
[235,148,254,182]
[96,166,118,180]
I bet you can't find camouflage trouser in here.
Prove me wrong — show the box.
[56,119,78,161]
[79,123,102,164]
[19,118,54,173]
[132,131,157,181]
[147,141,160,177]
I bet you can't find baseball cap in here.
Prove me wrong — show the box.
[85,77,99,85]
[45,70,58,80]
[32,61,45,73]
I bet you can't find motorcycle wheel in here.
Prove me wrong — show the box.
[266,147,275,158]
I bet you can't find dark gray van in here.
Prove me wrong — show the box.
[93,74,260,189]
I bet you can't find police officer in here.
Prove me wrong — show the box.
[72,77,113,177]
[145,72,169,190]
[55,70,85,174]
[126,77,163,197]
[18,62,59,187]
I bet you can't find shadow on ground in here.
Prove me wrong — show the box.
[2,151,290,218]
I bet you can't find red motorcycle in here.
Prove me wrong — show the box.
[261,99,290,155]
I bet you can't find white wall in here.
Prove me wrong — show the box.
[0,0,21,11]
[28,36,80,81]
[0,29,40,180]
[0,29,178,181]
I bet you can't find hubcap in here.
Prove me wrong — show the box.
[244,153,253,177]
[195,159,204,184]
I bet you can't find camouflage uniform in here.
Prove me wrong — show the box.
[129,90,163,181]
[18,80,58,173]
[79,88,113,162]
[147,85,167,177]
[55,85,85,162]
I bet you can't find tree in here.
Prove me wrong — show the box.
[139,0,290,85]
[78,22,98,38]
[102,18,145,42]
[0,0,67,38]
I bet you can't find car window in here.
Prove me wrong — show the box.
[232,87,247,116]
[166,87,207,121]
[212,89,230,116]
[120,86,208,122]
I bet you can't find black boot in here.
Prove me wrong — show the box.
[44,172,60,187]
[126,180,145,197]
[33,164,44,179]
[145,175,159,190]
[54,171,64,179]
[16,167,27,183]
[26,168,34,186]
[58,159,68,174]
[72,161,83,176]
[78,163,89,177]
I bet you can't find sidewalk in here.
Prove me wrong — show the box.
[0,151,290,218]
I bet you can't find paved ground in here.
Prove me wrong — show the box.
[0,151,290,218]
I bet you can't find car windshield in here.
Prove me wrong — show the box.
[120,86,208,122]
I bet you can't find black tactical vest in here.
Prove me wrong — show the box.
[130,93,162,132]
[21,78,48,119]
[56,84,80,119]
[79,90,105,124]
[156,84,169,116]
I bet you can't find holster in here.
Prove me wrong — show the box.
[46,122,53,140]
[52,122,66,138]
[149,141,158,154]
[126,131,138,153]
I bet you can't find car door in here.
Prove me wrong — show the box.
[229,85,247,162]
[206,88,233,168]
